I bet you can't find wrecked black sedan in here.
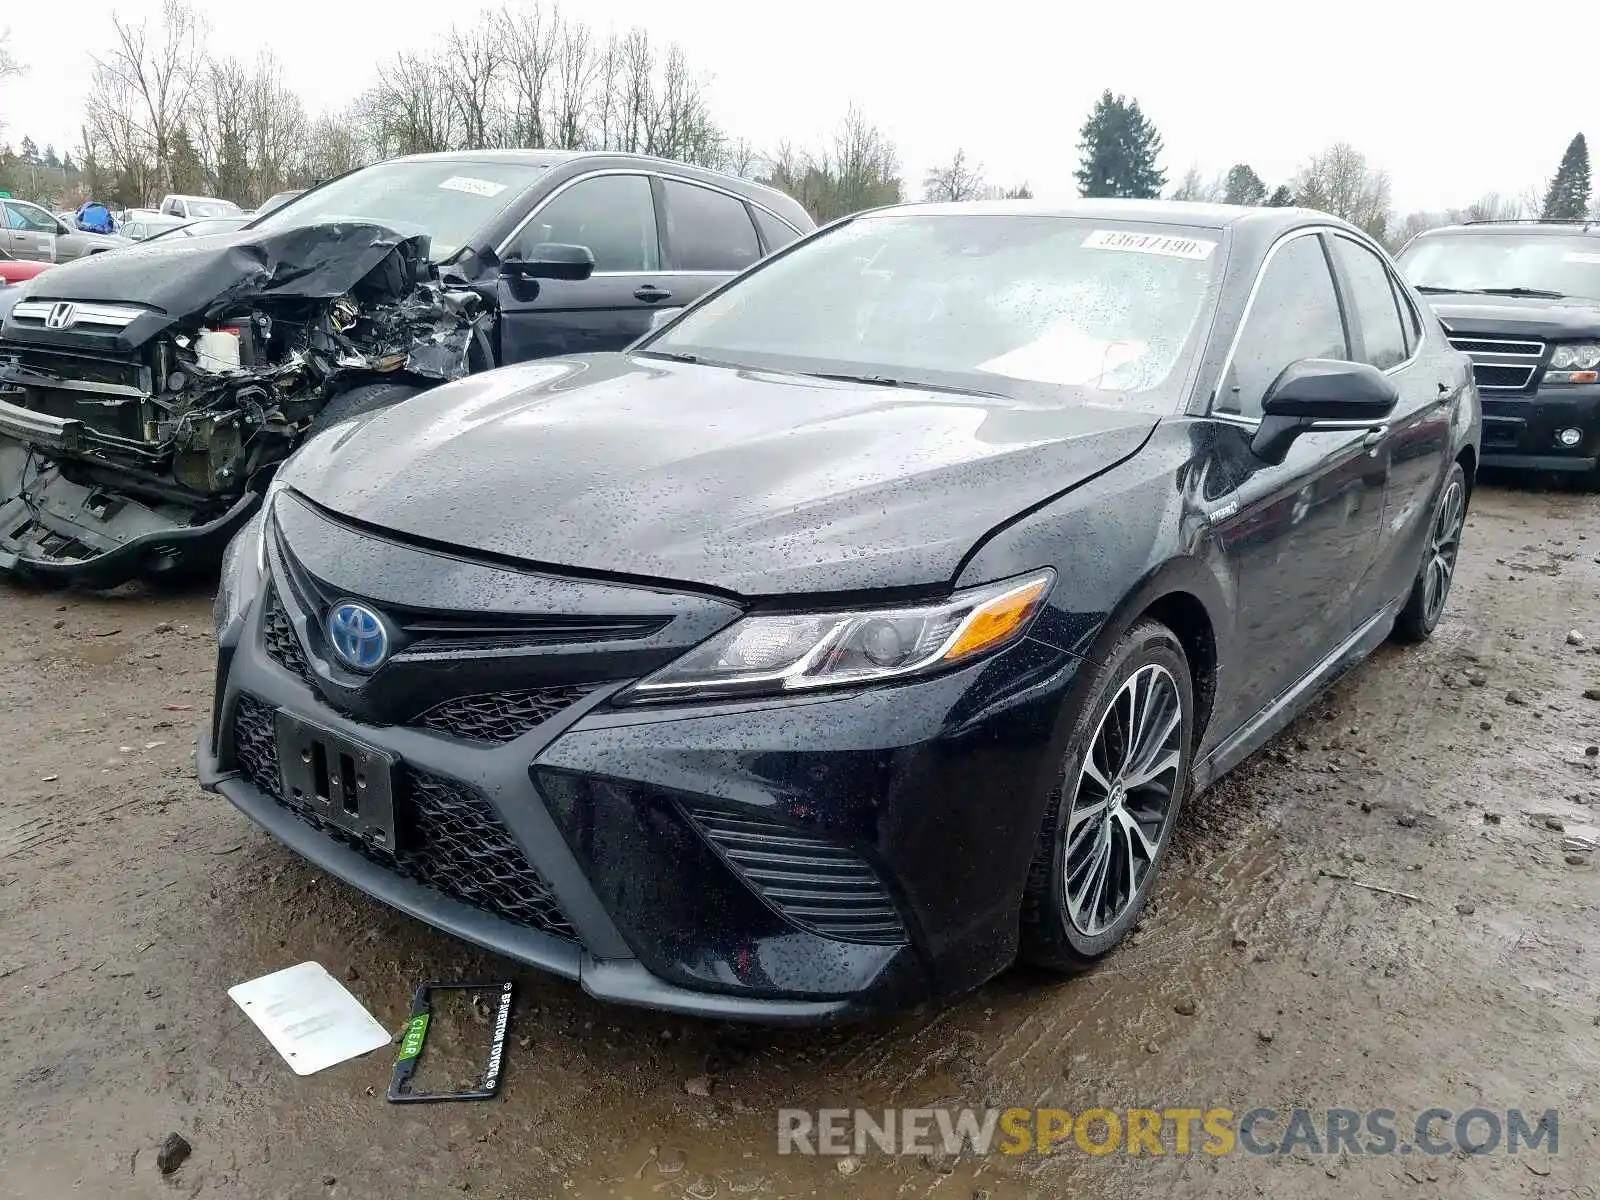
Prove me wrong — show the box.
[0,150,811,586]
[200,201,1479,1021]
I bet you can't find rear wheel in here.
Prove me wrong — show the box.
[1392,461,1467,643]
[1019,619,1193,972]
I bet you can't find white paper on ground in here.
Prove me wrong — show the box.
[228,961,392,1076]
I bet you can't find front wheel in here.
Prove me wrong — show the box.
[1391,461,1468,644]
[308,381,423,435]
[1019,619,1194,973]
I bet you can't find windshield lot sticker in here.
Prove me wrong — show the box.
[438,176,507,198]
[1082,230,1216,260]
[1562,251,1600,264]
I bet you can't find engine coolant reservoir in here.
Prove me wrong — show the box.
[195,329,241,372]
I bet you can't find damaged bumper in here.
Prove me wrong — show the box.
[0,221,492,587]
[0,435,260,585]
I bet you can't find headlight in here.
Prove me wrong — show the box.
[618,569,1055,704]
[1550,342,1600,370]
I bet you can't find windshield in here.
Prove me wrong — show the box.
[247,159,548,259]
[1397,233,1600,300]
[644,213,1221,406]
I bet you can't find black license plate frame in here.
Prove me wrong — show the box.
[273,710,400,851]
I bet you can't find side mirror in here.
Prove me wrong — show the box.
[1249,358,1399,465]
[646,307,683,332]
[502,242,595,282]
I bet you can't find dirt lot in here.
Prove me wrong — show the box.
[2,479,1598,1200]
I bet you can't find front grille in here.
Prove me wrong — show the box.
[685,805,908,945]
[261,589,315,685]
[415,686,596,743]
[231,694,577,941]
[1447,335,1545,392]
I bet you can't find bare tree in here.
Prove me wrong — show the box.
[1459,192,1523,223]
[1168,163,1225,202]
[302,107,369,183]
[923,148,985,202]
[550,19,595,149]
[445,25,503,150]
[1292,143,1392,239]
[84,0,205,200]
[0,28,25,137]
[366,50,459,157]
[500,2,559,149]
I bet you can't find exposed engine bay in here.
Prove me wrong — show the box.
[0,222,493,585]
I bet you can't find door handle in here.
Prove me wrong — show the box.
[633,285,673,303]
[1362,424,1388,450]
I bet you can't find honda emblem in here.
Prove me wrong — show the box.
[44,302,76,330]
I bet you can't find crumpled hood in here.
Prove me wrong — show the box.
[1429,293,1600,340]
[282,354,1158,596]
[9,222,429,318]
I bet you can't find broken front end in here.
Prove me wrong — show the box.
[0,223,491,587]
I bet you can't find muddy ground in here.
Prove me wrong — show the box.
[1,479,1598,1200]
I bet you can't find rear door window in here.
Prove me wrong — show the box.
[662,179,761,272]
[752,206,802,254]
[1332,236,1409,370]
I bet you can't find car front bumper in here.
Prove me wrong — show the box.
[198,588,1083,1022]
[0,430,259,586]
[1480,384,1600,472]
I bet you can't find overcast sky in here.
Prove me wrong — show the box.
[1,0,1590,214]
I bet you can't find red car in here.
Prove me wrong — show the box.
[0,247,52,286]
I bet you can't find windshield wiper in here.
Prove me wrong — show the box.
[1475,286,1567,299]
[806,372,1009,399]
[1414,284,1567,299]
[634,349,704,364]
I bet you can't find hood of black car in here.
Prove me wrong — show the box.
[1429,293,1600,340]
[283,354,1158,596]
[4,223,429,350]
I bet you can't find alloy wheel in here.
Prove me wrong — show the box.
[1422,478,1466,626]
[1063,663,1183,936]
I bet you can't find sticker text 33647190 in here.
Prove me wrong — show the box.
[1081,230,1217,261]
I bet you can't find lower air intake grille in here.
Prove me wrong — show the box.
[415,686,595,743]
[261,589,315,685]
[684,805,908,945]
[231,694,577,941]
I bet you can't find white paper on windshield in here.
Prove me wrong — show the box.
[978,325,1149,387]
[1563,251,1600,264]
[228,961,391,1076]
[438,176,507,198]
[1082,230,1216,260]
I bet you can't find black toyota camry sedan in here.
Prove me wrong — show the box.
[198,200,1480,1022]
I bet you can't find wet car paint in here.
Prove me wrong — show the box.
[200,203,1481,1020]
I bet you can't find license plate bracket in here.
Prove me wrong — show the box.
[274,710,400,851]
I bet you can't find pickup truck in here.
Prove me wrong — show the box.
[158,195,245,221]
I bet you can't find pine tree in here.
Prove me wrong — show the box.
[1074,91,1166,199]
[1223,163,1267,206]
[1265,185,1294,207]
[1541,134,1592,221]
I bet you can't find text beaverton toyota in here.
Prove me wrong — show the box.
[199,200,1480,1021]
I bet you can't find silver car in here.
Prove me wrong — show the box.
[1,199,130,261]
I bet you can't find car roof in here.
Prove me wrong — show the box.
[387,148,805,214]
[861,198,1360,235]
[1412,220,1600,237]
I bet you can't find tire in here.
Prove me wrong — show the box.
[1391,461,1468,644]
[308,381,422,435]
[1019,619,1194,973]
